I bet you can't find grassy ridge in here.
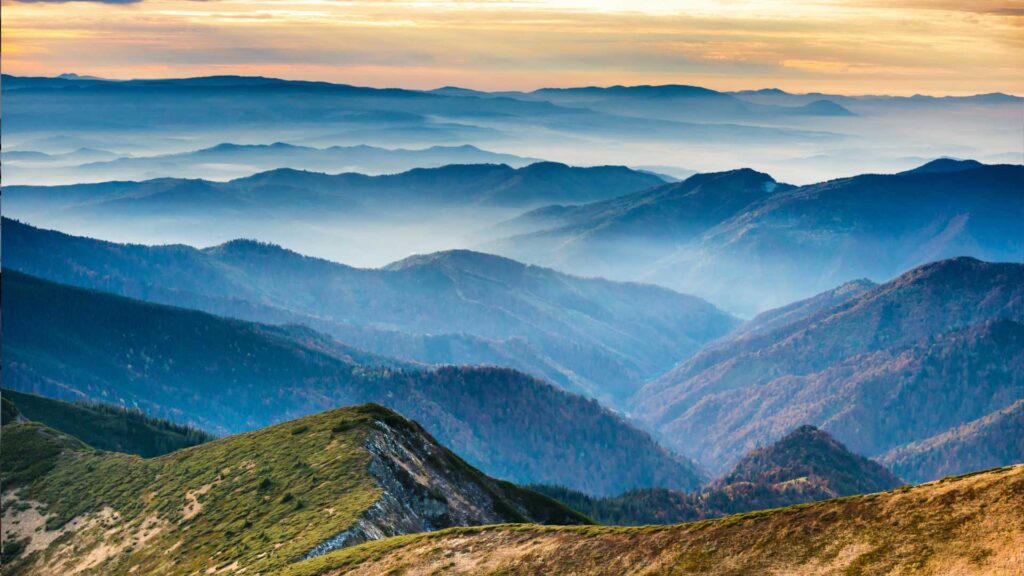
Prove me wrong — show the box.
[1,406,383,575]
[1,403,587,575]
[287,465,1024,575]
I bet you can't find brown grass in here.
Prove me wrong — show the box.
[288,465,1024,576]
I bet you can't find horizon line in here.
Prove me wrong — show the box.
[5,71,1021,100]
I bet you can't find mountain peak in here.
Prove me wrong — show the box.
[902,158,985,174]
[835,278,877,294]
[719,424,903,496]
[383,249,525,273]
[889,256,991,287]
[203,238,296,259]
[679,167,779,192]
[795,99,855,116]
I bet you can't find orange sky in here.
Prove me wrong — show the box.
[3,0,1023,95]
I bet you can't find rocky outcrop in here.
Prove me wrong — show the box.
[304,415,588,558]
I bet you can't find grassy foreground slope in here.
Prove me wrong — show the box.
[289,465,1024,576]
[0,404,585,575]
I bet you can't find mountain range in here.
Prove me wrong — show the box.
[12,157,1020,316]
[487,159,1024,314]
[3,270,704,495]
[3,71,1023,576]
[5,218,1022,488]
[7,74,1021,187]
[4,161,665,219]
[0,74,838,149]
[878,399,1024,483]
[434,83,1023,122]
[467,84,859,124]
[3,218,736,405]
[633,257,1024,476]
[0,159,672,268]
[0,143,541,186]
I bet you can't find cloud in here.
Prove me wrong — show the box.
[2,0,1021,95]
[10,0,142,4]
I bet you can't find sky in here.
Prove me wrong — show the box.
[3,0,1023,95]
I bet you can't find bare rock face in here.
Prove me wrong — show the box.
[304,415,589,558]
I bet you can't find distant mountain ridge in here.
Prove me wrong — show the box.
[533,424,902,526]
[4,161,666,218]
[3,74,830,150]
[456,83,860,122]
[3,218,736,405]
[488,160,1024,314]
[900,157,985,174]
[3,270,705,495]
[4,73,1017,193]
[0,142,543,185]
[724,278,877,340]
[484,167,795,280]
[633,257,1024,476]
[434,82,1022,130]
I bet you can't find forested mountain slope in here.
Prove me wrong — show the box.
[3,271,703,495]
[0,389,215,457]
[634,258,1024,475]
[3,218,736,404]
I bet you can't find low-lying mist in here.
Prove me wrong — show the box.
[10,209,522,269]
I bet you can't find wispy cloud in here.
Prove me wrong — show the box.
[2,0,1021,95]
[11,0,142,4]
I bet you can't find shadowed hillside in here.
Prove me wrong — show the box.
[879,399,1024,483]
[634,257,1024,475]
[3,271,703,495]
[3,218,736,405]
[0,389,215,458]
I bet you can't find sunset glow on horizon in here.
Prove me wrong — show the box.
[3,0,1023,95]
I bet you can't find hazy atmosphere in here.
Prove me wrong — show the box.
[2,1,1023,575]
